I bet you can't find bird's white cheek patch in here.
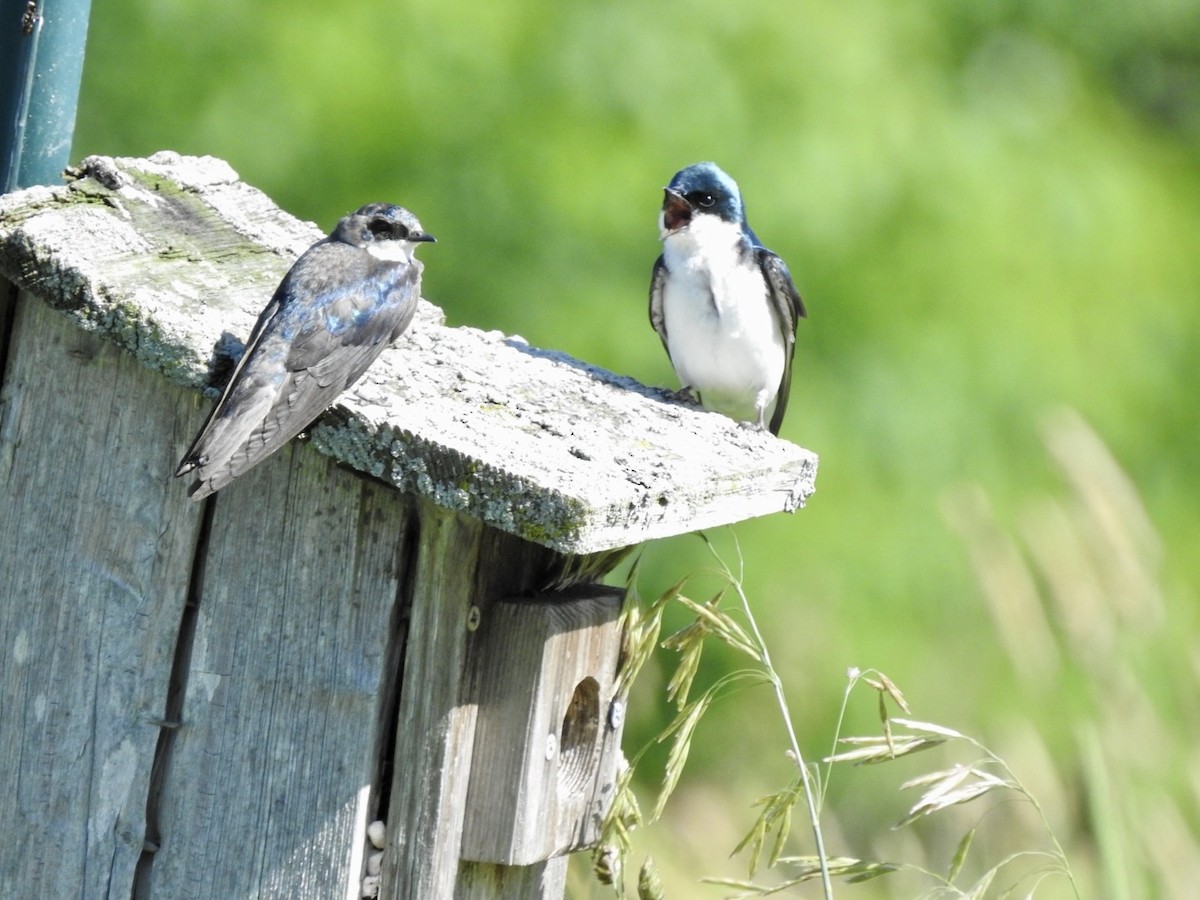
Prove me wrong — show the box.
[365,241,413,263]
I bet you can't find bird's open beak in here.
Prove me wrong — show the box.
[660,187,693,236]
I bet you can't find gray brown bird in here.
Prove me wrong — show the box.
[176,203,434,499]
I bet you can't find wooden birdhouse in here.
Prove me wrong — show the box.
[0,153,817,899]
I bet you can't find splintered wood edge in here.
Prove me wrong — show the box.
[0,153,818,554]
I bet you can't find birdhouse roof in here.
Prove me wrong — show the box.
[0,153,816,553]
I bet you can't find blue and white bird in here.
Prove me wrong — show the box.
[176,202,435,499]
[649,162,805,435]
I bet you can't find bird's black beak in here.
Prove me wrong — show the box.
[661,187,693,234]
[411,231,436,244]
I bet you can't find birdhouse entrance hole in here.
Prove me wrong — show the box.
[559,677,600,795]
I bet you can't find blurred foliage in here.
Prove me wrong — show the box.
[75,0,1199,895]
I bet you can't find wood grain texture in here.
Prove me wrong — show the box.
[461,589,626,865]
[383,502,572,899]
[384,504,485,898]
[0,295,204,897]
[140,436,413,899]
[0,153,817,555]
[456,857,569,900]
[0,152,823,900]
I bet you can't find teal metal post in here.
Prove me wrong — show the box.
[1,0,92,191]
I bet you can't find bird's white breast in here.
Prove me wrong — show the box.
[365,241,417,263]
[660,215,786,424]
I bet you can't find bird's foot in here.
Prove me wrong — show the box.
[668,385,700,405]
[727,413,770,435]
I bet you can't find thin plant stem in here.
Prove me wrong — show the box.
[962,737,1082,899]
[820,673,862,808]
[703,533,835,900]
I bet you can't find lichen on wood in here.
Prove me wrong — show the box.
[0,152,817,553]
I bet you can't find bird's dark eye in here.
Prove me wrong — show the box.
[368,217,400,239]
[690,192,716,208]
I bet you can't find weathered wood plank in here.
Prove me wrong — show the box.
[383,503,573,898]
[457,857,569,899]
[140,435,413,898]
[0,152,822,900]
[384,504,486,897]
[0,153,817,555]
[461,589,626,865]
[0,295,204,897]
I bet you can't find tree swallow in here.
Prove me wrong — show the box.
[175,203,435,499]
[649,162,805,435]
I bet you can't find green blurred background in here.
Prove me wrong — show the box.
[75,0,1198,896]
